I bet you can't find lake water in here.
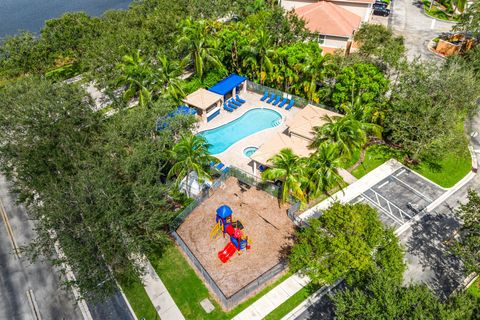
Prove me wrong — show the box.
[0,0,131,38]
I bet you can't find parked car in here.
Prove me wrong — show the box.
[374,0,389,7]
[373,2,388,9]
[373,7,390,16]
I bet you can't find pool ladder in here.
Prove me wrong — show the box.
[272,119,282,127]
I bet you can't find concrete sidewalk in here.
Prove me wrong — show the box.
[140,258,185,320]
[231,273,310,320]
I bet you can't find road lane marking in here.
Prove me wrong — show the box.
[27,289,42,320]
[0,198,21,258]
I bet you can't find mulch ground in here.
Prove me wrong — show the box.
[176,177,296,298]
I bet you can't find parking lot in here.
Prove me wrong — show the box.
[351,168,445,230]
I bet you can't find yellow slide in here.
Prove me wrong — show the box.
[210,221,222,240]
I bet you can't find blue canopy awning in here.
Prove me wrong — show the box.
[208,74,246,96]
[216,205,233,219]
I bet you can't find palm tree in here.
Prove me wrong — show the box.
[339,90,383,139]
[262,148,307,203]
[155,53,186,103]
[307,144,343,199]
[116,50,154,108]
[168,135,218,197]
[177,17,223,79]
[242,30,274,84]
[301,50,329,103]
[310,115,367,160]
[451,0,467,13]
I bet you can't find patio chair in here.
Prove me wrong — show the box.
[224,104,234,112]
[272,96,281,105]
[266,93,275,103]
[230,99,241,107]
[285,99,295,110]
[260,91,269,101]
[278,98,288,108]
[228,101,238,109]
[236,95,246,103]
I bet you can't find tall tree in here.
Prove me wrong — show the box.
[452,190,480,275]
[155,53,186,102]
[262,148,307,203]
[353,23,405,69]
[311,116,367,160]
[242,29,274,84]
[116,50,155,108]
[168,135,218,197]
[453,1,480,38]
[306,143,343,199]
[384,61,480,162]
[177,17,223,79]
[289,202,387,285]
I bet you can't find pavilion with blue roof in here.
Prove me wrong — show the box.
[208,74,247,100]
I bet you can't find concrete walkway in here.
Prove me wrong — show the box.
[231,273,310,320]
[338,168,358,184]
[140,258,185,320]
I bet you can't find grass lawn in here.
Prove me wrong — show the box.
[147,243,294,320]
[119,276,158,320]
[263,284,318,320]
[350,141,471,188]
[350,145,403,179]
[467,278,480,298]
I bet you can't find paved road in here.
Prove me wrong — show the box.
[390,0,455,59]
[0,175,83,320]
[0,174,136,320]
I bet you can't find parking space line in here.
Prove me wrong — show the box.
[391,175,433,202]
[361,193,405,225]
[377,181,390,189]
[395,169,406,177]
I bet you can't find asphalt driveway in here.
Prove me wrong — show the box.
[390,0,456,59]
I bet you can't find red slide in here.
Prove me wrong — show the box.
[218,242,237,263]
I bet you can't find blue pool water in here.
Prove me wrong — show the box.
[199,108,282,155]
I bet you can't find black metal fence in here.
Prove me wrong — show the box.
[170,167,288,309]
[173,230,286,309]
[246,81,339,113]
[226,166,281,199]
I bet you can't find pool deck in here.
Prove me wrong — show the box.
[196,91,301,175]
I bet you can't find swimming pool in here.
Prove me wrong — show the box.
[199,108,282,155]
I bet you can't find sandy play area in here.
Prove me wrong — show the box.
[176,177,296,298]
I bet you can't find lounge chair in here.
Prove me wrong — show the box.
[236,95,246,103]
[230,99,241,107]
[228,101,238,109]
[224,104,234,112]
[234,96,244,105]
[272,96,281,105]
[222,167,230,174]
[210,161,217,167]
[266,93,275,103]
[285,99,295,110]
[260,91,269,101]
[278,98,288,108]
[216,163,225,170]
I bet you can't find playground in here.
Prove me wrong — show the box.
[176,177,295,299]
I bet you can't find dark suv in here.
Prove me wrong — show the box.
[373,7,390,16]
[373,2,388,9]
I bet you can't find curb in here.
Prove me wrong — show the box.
[421,5,458,23]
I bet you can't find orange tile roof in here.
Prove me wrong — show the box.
[295,1,362,38]
[329,0,374,4]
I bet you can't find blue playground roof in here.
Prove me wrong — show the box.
[208,74,246,96]
[156,105,197,131]
[216,205,233,219]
